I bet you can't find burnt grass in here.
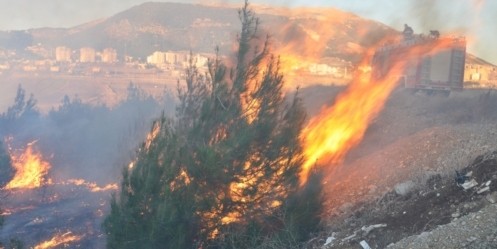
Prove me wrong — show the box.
[0,185,109,248]
[321,151,497,249]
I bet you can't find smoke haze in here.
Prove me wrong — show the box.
[0,84,176,185]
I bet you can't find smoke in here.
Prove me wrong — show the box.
[399,0,495,64]
[0,83,176,246]
[324,0,496,65]
[0,83,176,185]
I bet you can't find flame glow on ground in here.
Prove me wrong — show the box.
[4,141,51,190]
[33,232,82,249]
[299,36,460,185]
[3,140,118,192]
[65,179,118,192]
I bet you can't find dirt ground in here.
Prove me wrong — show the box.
[316,150,497,248]
[299,86,497,249]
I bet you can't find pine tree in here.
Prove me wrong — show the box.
[0,140,12,187]
[3,84,38,121]
[0,85,40,138]
[1,141,20,249]
[104,2,322,248]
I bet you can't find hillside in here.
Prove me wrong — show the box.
[3,2,392,62]
[1,2,494,78]
[1,3,497,248]
[298,85,497,248]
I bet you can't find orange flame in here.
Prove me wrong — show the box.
[125,122,159,171]
[4,141,51,190]
[169,169,191,191]
[66,178,118,192]
[266,7,377,90]
[145,122,160,150]
[299,36,460,185]
[0,206,36,216]
[33,231,82,249]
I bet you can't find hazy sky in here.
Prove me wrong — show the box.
[0,0,495,64]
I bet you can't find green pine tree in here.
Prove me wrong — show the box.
[104,2,323,248]
[3,84,38,121]
[0,140,12,187]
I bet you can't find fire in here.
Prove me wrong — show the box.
[66,178,118,192]
[2,139,118,192]
[128,160,135,170]
[145,122,160,150]
[0,206,36,216]
[33,231,82,249]
[90,183,118,192]
[200,156,288,238]
[268,7,368,90]
[169,169,191,191]
[4,141,51,190]
[299,36,459,185]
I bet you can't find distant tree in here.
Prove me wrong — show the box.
[159,85,177,115]
[104,1,323,248]
[126,82,144,101]
[0,86,34,187]
[0,85,40,138]
[121,82,162,126]
[45,90,162,183]
[3,85,38,121]
[48,95,92,123]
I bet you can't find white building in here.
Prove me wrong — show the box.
[101,48,117,63]
[309,63,337,75]
[55,46,72,62]
[147,51,209,68]
[80,47,96,63]
[147,51,166,65]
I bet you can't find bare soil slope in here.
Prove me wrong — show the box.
[298,86,497,248]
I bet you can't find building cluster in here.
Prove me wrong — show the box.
[0,44,214,76]
[146,51,208,69]
[308,63,348,78]
[0,43,495,87]
[0,44,122,75]
[55,46,118,63]
[306,57,352,78]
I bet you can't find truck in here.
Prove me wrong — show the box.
[372,27,466,95]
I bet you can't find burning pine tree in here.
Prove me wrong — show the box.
[104,2,322,248]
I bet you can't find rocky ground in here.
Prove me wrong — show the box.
[389,200,497,249]
[317,149,497,249]
[300,86,497,249]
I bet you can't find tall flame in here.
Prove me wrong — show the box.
[266,7,381,90]
[4,141,51,190]
[33,231,82,249]
[299,36,459,185]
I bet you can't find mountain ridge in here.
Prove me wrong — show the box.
[0,2,493,69]
[0,2,395,62]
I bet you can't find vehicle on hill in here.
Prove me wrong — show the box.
[372,26,466,95]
